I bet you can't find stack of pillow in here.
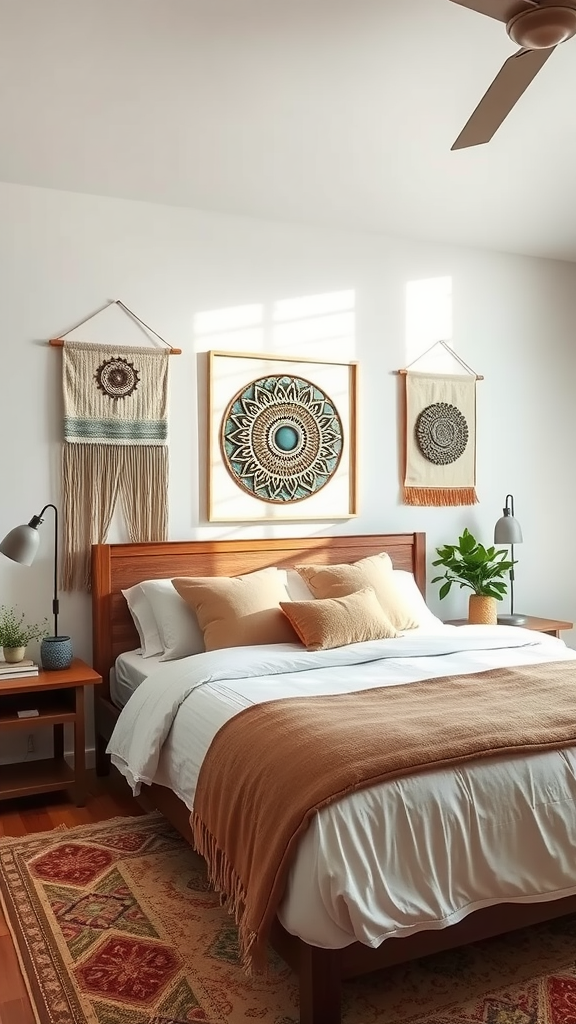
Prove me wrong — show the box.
[122,553,443,657]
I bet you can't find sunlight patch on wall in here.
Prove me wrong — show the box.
[405,276,453,370]
[193,303,264,355]
[193,290,356,362]
[273,290,356,361]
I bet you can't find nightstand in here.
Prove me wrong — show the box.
[444,616,573,639]
[0,657,101,806]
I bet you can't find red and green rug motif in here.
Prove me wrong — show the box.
[2,813,576,1023]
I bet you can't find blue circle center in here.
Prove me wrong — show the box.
[274,425,299,452]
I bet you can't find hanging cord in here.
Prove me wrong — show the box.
[48,299,181,353]
[396,340,483,380]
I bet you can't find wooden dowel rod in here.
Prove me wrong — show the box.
[394,368,484,380]
[48,338,182,355]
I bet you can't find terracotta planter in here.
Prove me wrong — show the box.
[2,645,26,663]
[468,595,497,625]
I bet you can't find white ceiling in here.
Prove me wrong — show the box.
[1,0,576,261]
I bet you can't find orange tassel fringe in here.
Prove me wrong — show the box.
[403,486,478,507]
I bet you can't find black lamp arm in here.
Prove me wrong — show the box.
[30,503,59,638]
[501,494,516,615]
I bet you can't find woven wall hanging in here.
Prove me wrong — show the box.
[399,343,481,507]
[50,301,178,590]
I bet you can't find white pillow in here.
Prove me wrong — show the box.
[285,568,315,602]
[391,570,444,629]
[121,585,163,658]
[140,578,205,662]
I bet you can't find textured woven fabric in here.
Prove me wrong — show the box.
[172,567,297,651]
[63,341,168,445]
[404,371,478,506]
[4,814,576,1023]
[296,551,419,630]
[280,587,398,650]
[61,342,169,589]
[192,659,576,971]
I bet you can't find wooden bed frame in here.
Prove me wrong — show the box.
[92,533,576,1024]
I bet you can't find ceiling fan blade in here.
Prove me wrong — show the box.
[451,45,555,149]
[449,0,537,24]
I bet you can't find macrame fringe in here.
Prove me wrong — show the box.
[403,486,478,507]
[62,443,168,591]
[191,812,262,974]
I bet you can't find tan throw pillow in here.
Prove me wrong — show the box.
[280,588,398,652]
[295,552,419,631]
[171,567,297,652]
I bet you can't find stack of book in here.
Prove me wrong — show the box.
[0,658,39,679]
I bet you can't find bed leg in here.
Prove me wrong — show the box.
[95,733,111,776]
[299,944,341,1024]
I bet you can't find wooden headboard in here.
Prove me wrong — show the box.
[92,533,426,697]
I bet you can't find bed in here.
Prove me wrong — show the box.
[92,533,576,1024]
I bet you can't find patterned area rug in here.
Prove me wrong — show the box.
[2,815,576,1024]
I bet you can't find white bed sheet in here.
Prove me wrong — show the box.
[111,650,164,708]
[108,626,576,951]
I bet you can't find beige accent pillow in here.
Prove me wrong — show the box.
[295,553,419,631]
[171,567,297,652]
[280,588,398,652]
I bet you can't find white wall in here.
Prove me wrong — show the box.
[0,180,575,755]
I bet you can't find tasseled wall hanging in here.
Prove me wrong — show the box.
[398,342,483,507]
[49,301,179,590]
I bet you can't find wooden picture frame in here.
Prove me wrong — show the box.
[207,350,358,522]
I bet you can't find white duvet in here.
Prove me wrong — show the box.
[108,626,576,950]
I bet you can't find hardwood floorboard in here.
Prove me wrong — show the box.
[0,769,144,1024]
[0,997,35,1024]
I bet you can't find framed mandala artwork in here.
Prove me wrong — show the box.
[208,351,358,522]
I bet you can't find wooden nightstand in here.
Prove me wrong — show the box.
[0,657,101,806]
[444,616,573,639]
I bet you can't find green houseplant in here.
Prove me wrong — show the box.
[0,605,49,663]
[431,528,515,624]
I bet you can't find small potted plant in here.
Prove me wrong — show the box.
[431,528,515,624]
[0,605,50,663]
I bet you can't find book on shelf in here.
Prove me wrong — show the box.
[0,659,39,677]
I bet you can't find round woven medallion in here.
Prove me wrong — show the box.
[94,357,140,400]
[416,402,468,465]
[220,375,344,503]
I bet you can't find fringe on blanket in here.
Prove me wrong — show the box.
[191,811,261,975]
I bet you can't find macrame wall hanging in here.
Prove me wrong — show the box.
[49,300,180,590]
[397,341,483,507]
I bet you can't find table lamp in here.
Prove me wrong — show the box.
[493,493,526,626]
[0,503,73,669]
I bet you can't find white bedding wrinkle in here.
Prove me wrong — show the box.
[108,627,541,790]
[107,626,576,950]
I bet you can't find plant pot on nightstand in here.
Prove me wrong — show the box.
[468,595,497,625]
[2,645,26,663]
[41,636,73,671]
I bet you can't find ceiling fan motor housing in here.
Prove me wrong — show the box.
[507,5,576,48]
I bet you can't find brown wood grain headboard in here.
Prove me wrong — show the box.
[92,533,426,698]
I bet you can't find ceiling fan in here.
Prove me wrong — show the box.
[450,0,576,149]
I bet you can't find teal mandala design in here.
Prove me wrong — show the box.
[220,375,344,503]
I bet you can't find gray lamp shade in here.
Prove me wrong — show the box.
[494,515,523,545]
[0,523,41,566]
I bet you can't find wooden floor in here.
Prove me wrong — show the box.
[0,771,144,1024]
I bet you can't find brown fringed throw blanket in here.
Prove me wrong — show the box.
[191,660,576,970]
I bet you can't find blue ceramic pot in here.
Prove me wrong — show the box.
[41,636,73,671]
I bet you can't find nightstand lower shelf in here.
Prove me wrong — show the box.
[0,757,75,801]
[0,658,101,806]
